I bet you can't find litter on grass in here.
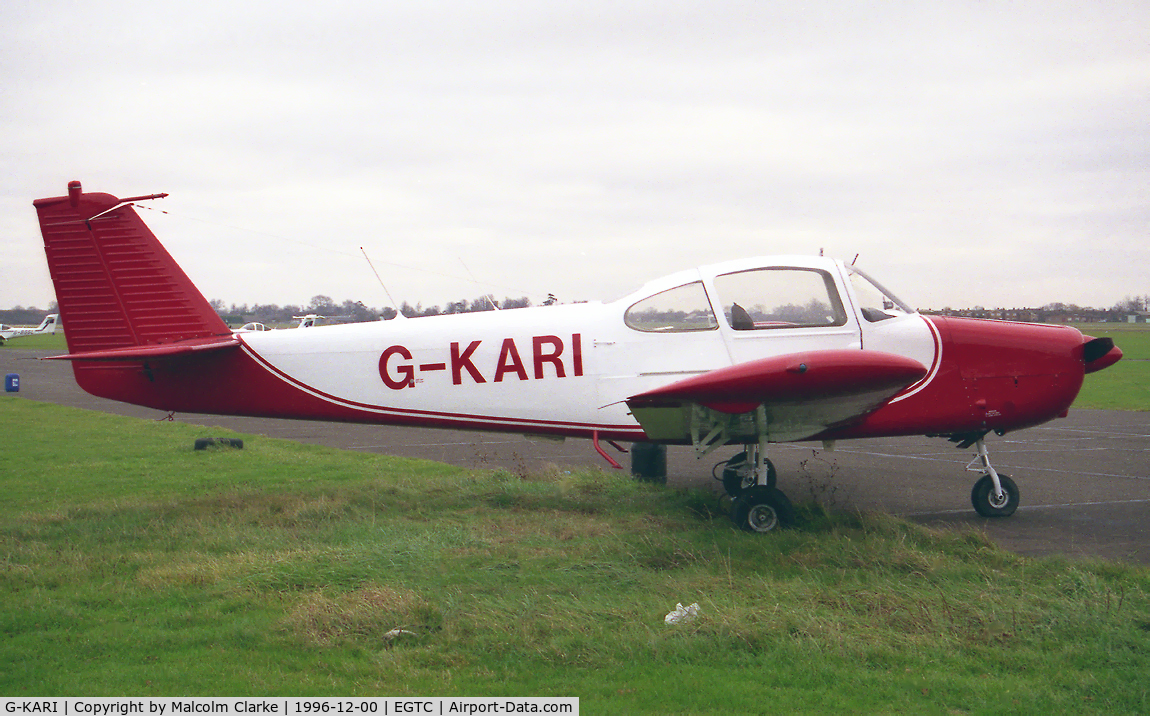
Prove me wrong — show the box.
[383,628,417,643]
[664,602,700,625]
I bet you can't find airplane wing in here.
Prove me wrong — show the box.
[625,349,928,443]
[44,335,242,361]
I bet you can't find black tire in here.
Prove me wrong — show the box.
[721,452,776,496]
[732,486,793,533]
[970,474,1019,517]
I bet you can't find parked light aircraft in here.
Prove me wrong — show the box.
[0,314,58,345]
[235,315,326,333]
[33,182,1123,531]
[291,314,329,328]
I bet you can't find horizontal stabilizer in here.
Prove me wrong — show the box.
[45,335,241,362]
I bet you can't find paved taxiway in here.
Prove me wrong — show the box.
[4,347,1148,564]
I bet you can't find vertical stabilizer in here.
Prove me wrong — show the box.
[33,182,230,354]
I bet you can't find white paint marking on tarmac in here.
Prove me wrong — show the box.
[825,444,1150,480]
[905,498,1150,517]
[1031,426,1150,439]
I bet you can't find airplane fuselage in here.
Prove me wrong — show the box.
[66,255,1101,445]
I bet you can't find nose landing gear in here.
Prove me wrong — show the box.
[971,473,1020,517]
[956,433,1020,518]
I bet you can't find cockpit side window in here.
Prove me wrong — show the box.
[714,268,848,330]
[847,266,915,323]
[625,281,718,332]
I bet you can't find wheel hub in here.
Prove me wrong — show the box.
[746,503,779,532]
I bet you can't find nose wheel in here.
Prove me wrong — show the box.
[971,473,1019,517]
[957,434,1021,518]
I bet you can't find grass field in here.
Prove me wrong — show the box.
[1072,324,1150,411]
[1,398,1148,711]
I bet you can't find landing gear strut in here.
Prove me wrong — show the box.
[959,435,1020,518]
[690,405,792,532]
[715,450,776,496]
[727,438,792,532]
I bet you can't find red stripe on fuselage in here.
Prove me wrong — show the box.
[71,340,644,440]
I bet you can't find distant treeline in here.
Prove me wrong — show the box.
[0,295,535,328]
[210,294,536,327]
[5,293,1145,328]
[0,306,55,326]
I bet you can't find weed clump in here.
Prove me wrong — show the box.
[284,584,442,647]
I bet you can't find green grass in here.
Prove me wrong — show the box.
[1072,324,1150,411]
[1,398,1148,712]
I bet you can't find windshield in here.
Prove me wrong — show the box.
[847,266,915,322]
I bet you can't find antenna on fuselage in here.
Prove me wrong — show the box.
[360,247,406,320]
[458,258,500,311]
[851,253,859,265]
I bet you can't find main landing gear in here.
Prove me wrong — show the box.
[692,407,1023,533]
[714,443,794,533]
[715,432,1021,533]
[689,404,795,533]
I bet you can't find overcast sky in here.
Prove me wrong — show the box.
[2,1,1147,313]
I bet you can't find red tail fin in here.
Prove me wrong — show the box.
[34,181,230,354]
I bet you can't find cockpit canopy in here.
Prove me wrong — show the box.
[622,257,914,333]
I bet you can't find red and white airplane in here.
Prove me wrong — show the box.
[33,181,1123,531]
